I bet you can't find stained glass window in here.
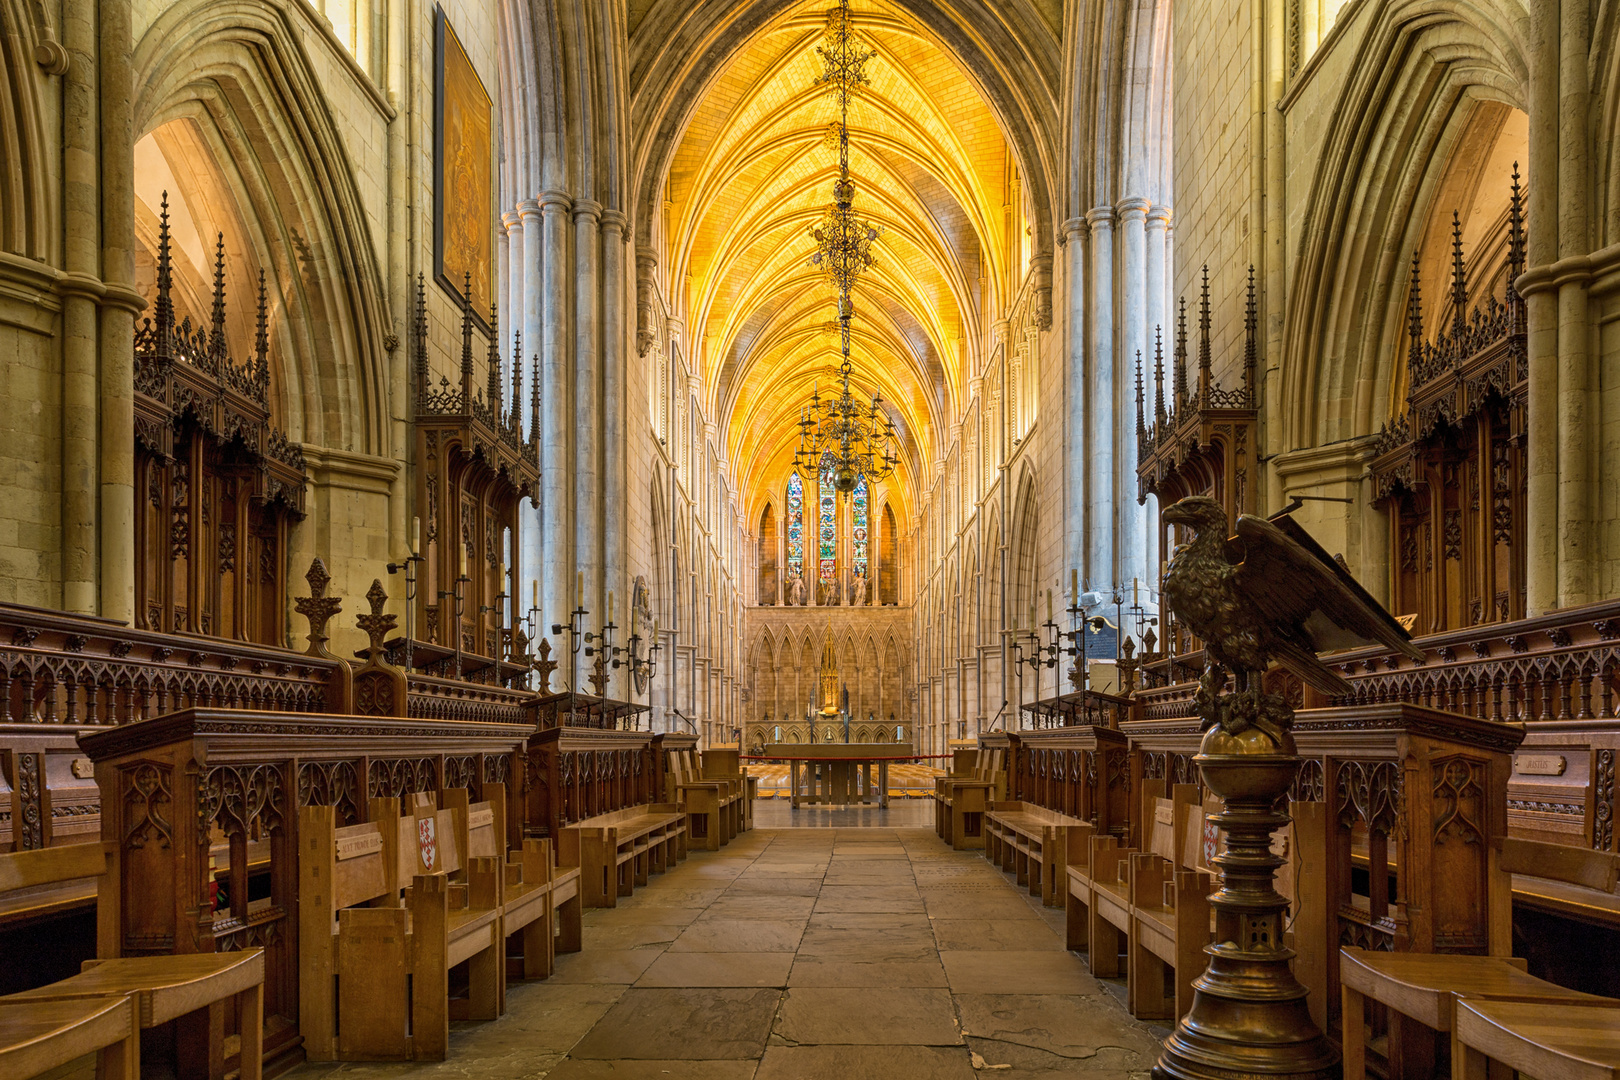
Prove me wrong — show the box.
[852,477,869,589]
[786,474,804,578]
[818,453,838,585]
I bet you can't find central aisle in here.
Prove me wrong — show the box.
[294,828,1162,1079]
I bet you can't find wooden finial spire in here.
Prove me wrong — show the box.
[208,233,228,366]
[1197,266,1212,404]
[1153,326,1167,429]
[254,269,270,398]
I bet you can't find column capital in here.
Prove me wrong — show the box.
[1059,216,1088,244]
[502,209,524,230]
[1116,195,1151,222]
[572,197,604,224]
[537,189,572,213]
[599,207,628,234]
[1085,205,1116,229]
[1146,204,1172,229]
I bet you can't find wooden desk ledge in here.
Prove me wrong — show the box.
[0,995,138,1080]
[1454,996,1620,1080]
[2,950,265,1029]
[1339,947,1603,1030]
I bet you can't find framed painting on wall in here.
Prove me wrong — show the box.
[434,6,492,326]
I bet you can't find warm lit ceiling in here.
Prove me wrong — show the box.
[661,0,1017,526]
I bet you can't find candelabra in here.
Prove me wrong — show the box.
[479,586,510,676]
[621,631,662,703]
[385,543,425,672]
[583,612,621,699]
[550,602,589,694]
[436,569,469,680]
[1010,619,1061,727]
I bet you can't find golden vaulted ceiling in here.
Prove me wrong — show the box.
[660,0,1026,525]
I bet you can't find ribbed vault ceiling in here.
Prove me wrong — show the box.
[663,0,1014,524]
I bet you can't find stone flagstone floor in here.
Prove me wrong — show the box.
[289,828,1162,1079]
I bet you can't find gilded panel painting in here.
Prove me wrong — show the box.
[435,7,491,318]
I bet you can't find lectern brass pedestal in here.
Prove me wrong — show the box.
[1153,730,1339,1080]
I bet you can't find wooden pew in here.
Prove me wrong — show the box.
[558,805,687,908]
[933,745,1008,849]
[667,747,741,850]
[78,707,531,1071]
[1119,784,1212,1021]
[702,748,756,830]
[297,799,504,1061]
[1341,838,1620,1080]
[1067,783,1327,1026]
[983,801,1089,906]
[0,842,264,1080]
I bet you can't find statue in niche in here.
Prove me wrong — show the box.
[820,578,840,606]
[788,570,807,607]
[850,570,868,608]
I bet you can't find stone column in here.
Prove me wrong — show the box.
[538,192,571,641]
[1060,218,1087,593]
[1556,0,1592,606]
[1523,2,1559,613]
[97,0,138,625]
[61,0,101,615]
[1144,205,1172,602]
[1085,206,1116,592]
[1117,197,1149,604]
[601,209,628,696]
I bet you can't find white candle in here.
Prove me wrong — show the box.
[411,516,420,554]
[608,590,614,623]
[576,570,583,608]
[1070,568,1078,605]
[1046,589,1053,624]
[532,580,539,609]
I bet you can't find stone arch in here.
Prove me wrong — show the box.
[1009,464,1040,628]
[1281,0,1532,450]
[133,0,394,455]
[0,0,55,261]
[757,628,777,722]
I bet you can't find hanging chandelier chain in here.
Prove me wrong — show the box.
[798,0,896,495]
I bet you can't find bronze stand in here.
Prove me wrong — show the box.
[1154,710,1339,1080]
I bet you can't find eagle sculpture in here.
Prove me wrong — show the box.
[1161,495,1423,744]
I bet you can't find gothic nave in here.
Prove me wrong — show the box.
[3,0,1620,1078]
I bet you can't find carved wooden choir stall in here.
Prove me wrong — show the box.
[133,197,306,646]
[1371,173,1528,635]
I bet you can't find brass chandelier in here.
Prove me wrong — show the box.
[793,0,896,495]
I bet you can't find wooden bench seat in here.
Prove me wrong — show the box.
[0,842,265,1080]
[559,805,687,908]
[1341,839,1620,1079]
[1452,995,1620,1080]
[984,801,1089,906]
[0,994,138,1080]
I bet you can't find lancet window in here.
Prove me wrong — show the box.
[785,474,804,579]
[818,453,839,586]
[853,478,870,581]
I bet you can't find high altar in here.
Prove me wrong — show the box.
[756,629,910,806]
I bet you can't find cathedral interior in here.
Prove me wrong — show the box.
[3,0,1620,1078]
